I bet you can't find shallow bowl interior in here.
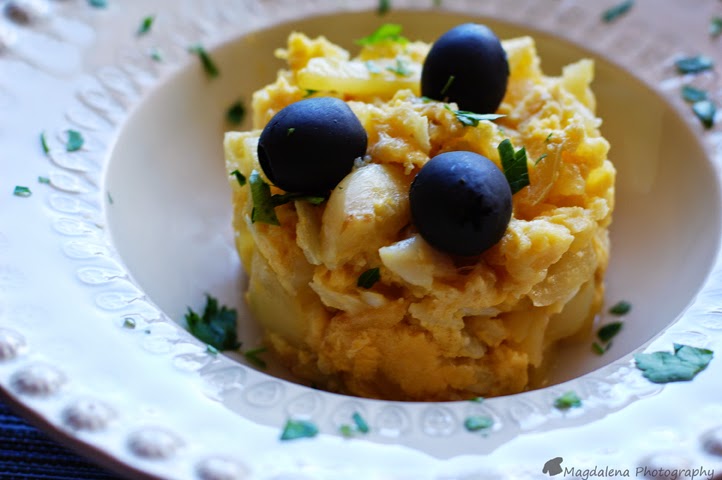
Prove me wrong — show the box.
[105,10,721,393]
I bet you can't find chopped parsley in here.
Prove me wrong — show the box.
[535,153,548,165]
[365,60,382,74]
[40,132,50,155]
[469,396,484,403]
[592,342,609,355]
[356,24,408,46]
[280,419,319,441]
[681,85,708,103]
[598,321,623,343]
[601,0,634,23]
[271,192,326,207]
[386,58,412,77]
[464,415,494,432]
[635,344,713,383]
[446,106,505,127]
[287,127,295,136]
[497,139,530,195]
[188,44,219,78]
[303,89,318,98]
[244,346,268,369]
[554,391,582,410]
[107,192,114,205]
[357,268,381,289]
[710,17,722,38]
[339,425,354,438]
[249,171,280,225]
[13,186,31,197]
[693,100,717,129]
[184,294,241,351]
[88,0,107,8]
[339,412,370,437]
[206,344,220,356]
[230,169,246,187]
[137,15,155,36]
[226,101,245,125]
[378,0,390,16]
[66,130,84,152]
[608,300,631,316]
[545,132,553,143]
[440,75,455,97]
[122,317,136,329]
[149,47,163,62]
[675,55,714,75]
[37,176,50,184]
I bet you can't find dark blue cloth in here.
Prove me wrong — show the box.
[0,401,122,479]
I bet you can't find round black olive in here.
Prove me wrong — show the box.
[410,151,512,256]
[257,97,367,193]
[421,23,509,114]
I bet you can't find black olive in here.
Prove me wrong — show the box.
[410,151,512,256]
[421,23,509,114]
[257,97,367,193]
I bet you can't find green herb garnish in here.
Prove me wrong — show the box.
[230,169,246,187]
[137,15,155,36]
[675,55,714,75]
[693,100,717,129]
[249,171,280,225]
[601,0,634,23]
[107,192,114,205]
[440,75,455,97]
[386,58,412,77]
[356,24,408,46]
[554,391,582,410]
[66,130,84,152]
[464,415,494,432]
[535,153,548,165]
[608,300,631,316]
[88,0,107,8]
[13,186,31,197]
[357,268,381,289]
[365,60,382,74]
[598,321,623,343]
[592,342,608,355]
[184,294,241,351]
[122,317,136,329]
[280,419,319,441]
[38,176,50,184]
[498,139,530,195]
[681,85,708,103]
[149,47,163,62]
[446,106,505,127]
[271,192,326,207]
[226,101,245,125]
[188,44,220,78]
[469,397,484,403]
[244,346,267,369]
[40,132,50,155]
[710,17,722,38]
[378,0,390,16]
[545,132,553,143]
[352,412,369,433]
[635,344,714,383]
[339,425,354,438]
[303,89,318,98]
[287,127,295,136]
[206,344,219,356]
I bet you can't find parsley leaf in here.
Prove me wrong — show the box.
[693,100,717,129]
[149,47,163,62]
[378,0,390,16]
[88,0,107,8]
[122,317,136,329]
[386,58,412,77]
[598,321,623,343]
[303,89,318,98]
[592,342,609,355]
[535,153,548,165]
[244,346,268,369]
[249,171,280,225]
[184,295,240,351]
[635,344,713,383]
[352,412,369,433]
[137,15,155,36]
[608,300,631,316]
[356,24,408,46]
[675,55,714,75]
[554,391,582,410]
[188,44,219,78]
[681,85,708,103]
[66,130,84,152]
[13,186,31,197]
[464,415,494,432]
[710,17,722,38]
[226,101,246,125]
[271,192,326,207]
[37,176,50,184]
[280,419,319,441]
[357,268,381,288]
[497,139,530,195]
[40,132,50,155]
[601,0,634,23]
[446,106,505,127]
[230,169,246,187]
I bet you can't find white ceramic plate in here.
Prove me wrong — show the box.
[2,0,722,478]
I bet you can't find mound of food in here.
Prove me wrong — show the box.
[224,23,615,401]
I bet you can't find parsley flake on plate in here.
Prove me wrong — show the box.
[249,171,280,225]
[693,100,717,129]
[554,391,582,410]
[635,344,713,383]
[601,0,634,23]
[88,0,107,8]
[188,44,220,78]
[497,139,530,195]
[137,15,155,36]
[681,85,708,103]
[357,268,381,289]
[356,24,408,46]
[675,55,714,75]
[40,132,50,155]
[226,100,246,125]
[184,294,241,351]
[445,106,505,127]
[122,317,136,329]
[66,130,84,152]
[592,342,609,355]
[37,176,50,184]
[244,346,268,369]
[710,17,722,38]
[280,419,319,441]
[598,321,623,343]
[13,186,31,197]
[464,415,494,432]
[352,412,369,433]
[608,300,631,316]
[149,47,164,62]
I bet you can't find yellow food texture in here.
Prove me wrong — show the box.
[225,32,615,401]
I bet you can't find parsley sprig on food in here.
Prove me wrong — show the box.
[185,294,241,351]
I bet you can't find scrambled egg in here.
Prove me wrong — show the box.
[224,32,615,401]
